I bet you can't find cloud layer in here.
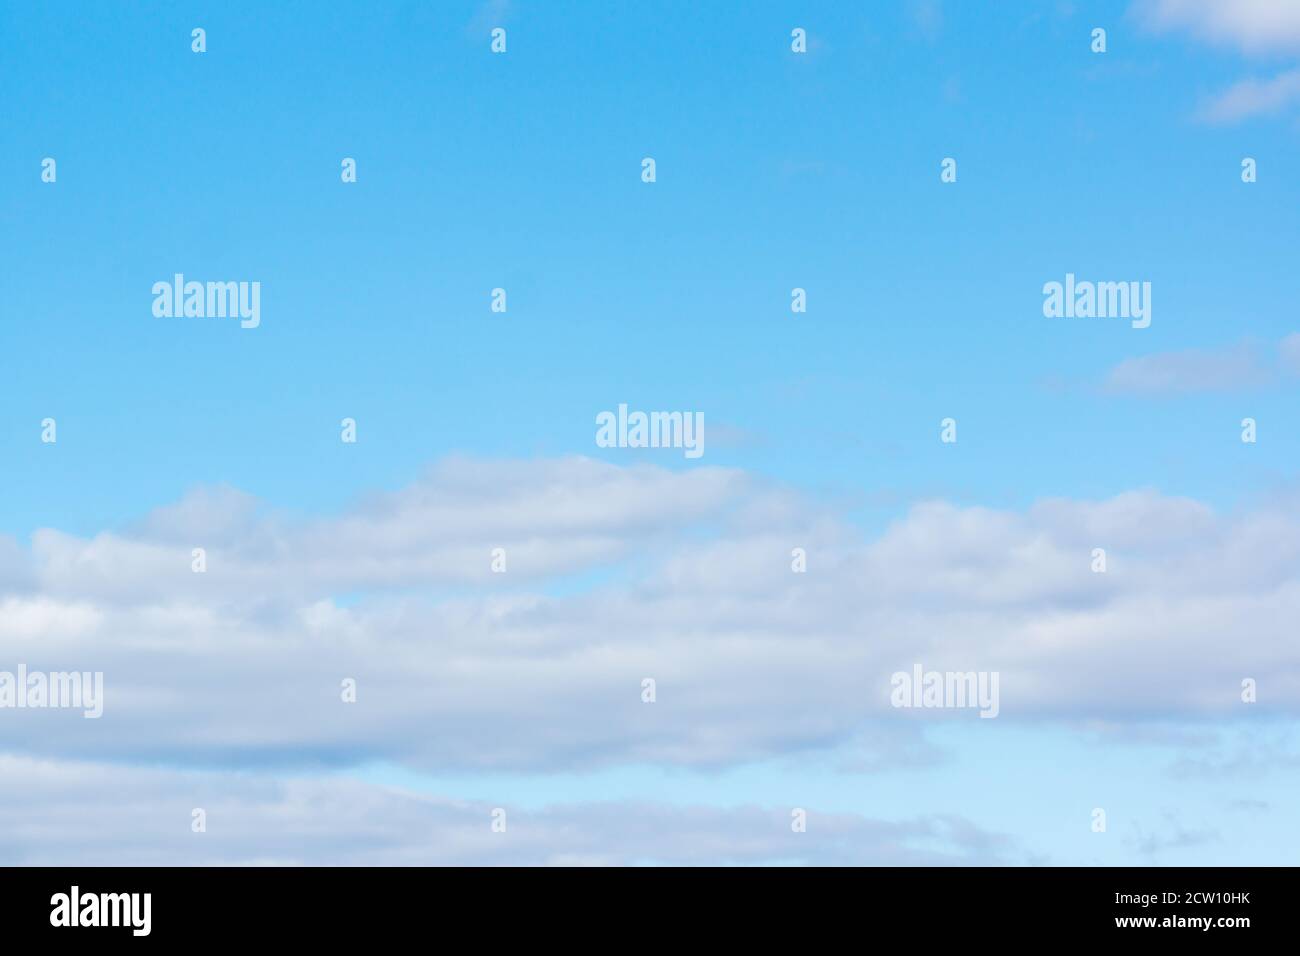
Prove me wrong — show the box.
[1,457,1296,775]
[0,755,1015,866]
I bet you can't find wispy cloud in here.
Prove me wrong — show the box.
[1133,0,1300,55]
[466,0,512,37]
[1128,815,1219,858]
[1102,335,1300,394]
[1198,68,1300,123]
[907,0,944,40]
[1279,332,1300,372]
[1103,342,1267,393]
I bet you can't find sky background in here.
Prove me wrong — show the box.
[1,0,1299,865]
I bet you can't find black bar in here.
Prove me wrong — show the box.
[0,866,1285,942]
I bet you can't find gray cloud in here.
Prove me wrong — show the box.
[1128,817,1219,858]
[0,755,1016,866]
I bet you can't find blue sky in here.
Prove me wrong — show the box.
[1,0,1299,865]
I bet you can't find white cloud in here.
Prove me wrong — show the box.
[1134,0,1300,54]
[1,458,1298,773]
[21,456,746,605]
